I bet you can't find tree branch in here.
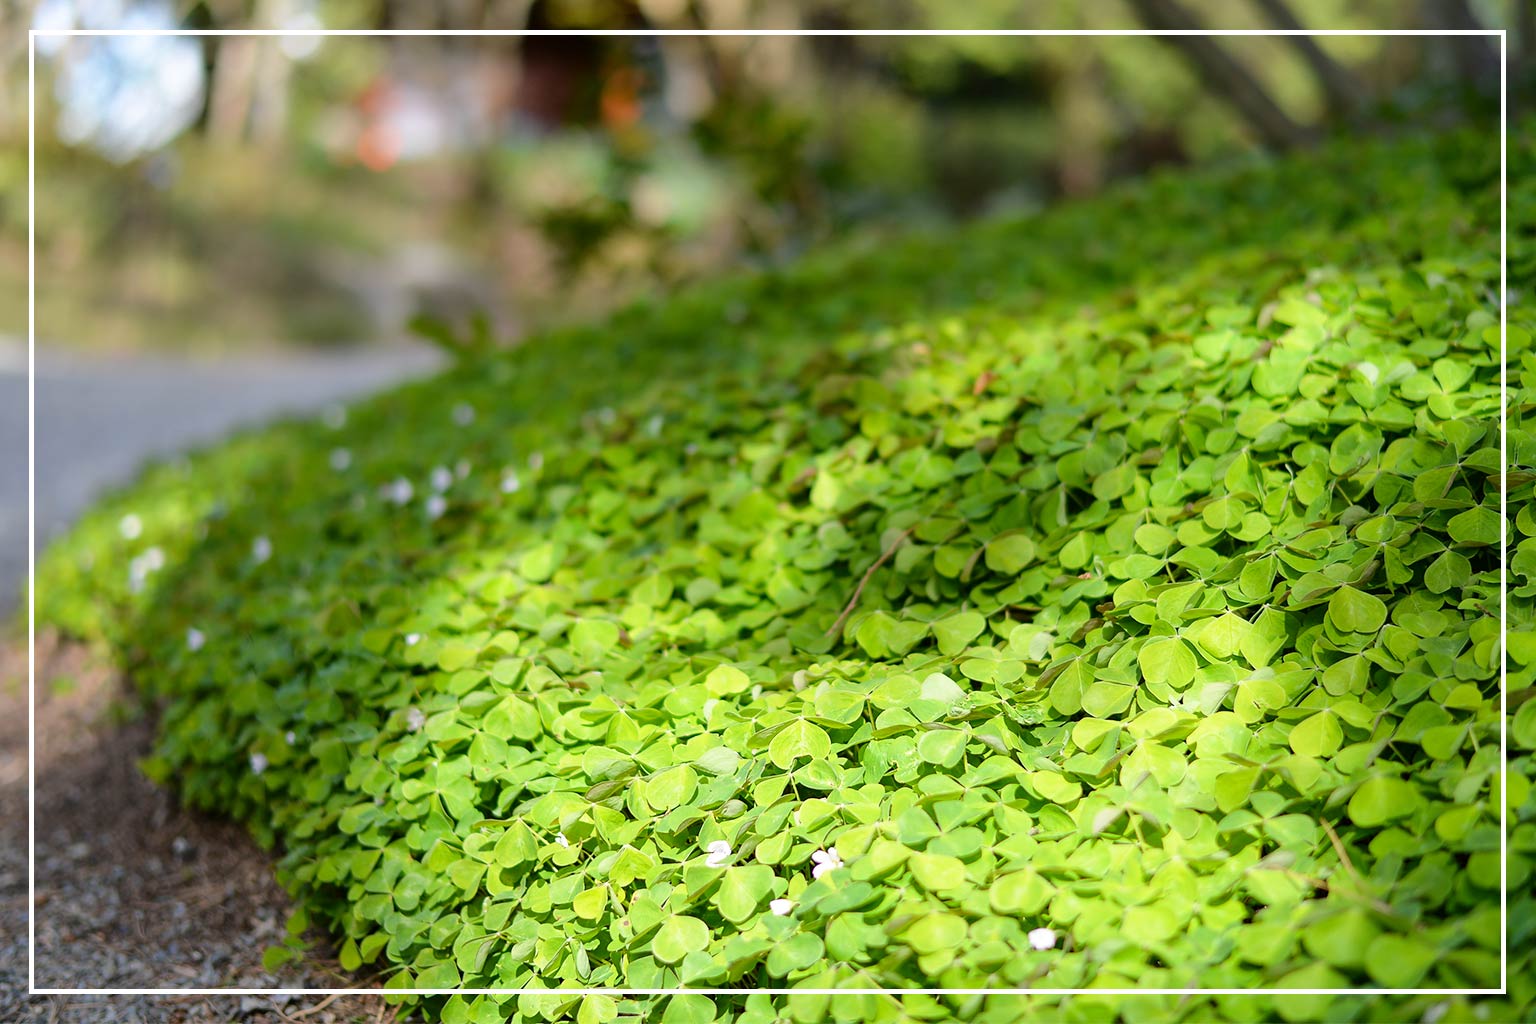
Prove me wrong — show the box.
[825,528,913,639]
[1252,0,1367,118]
[1127,0,1315,151]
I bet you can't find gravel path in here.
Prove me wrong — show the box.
[0,339,442,1018]
[1,638,406,1022]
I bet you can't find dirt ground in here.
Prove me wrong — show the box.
[0,632,405,1023]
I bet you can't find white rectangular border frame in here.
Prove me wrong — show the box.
[27,23,1511,1000]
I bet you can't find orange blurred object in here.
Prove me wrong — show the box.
[356,126,397,171]
[351,78,398,170]
[600,65,644,130]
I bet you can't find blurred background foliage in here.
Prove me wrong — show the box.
[0,0,1523,352]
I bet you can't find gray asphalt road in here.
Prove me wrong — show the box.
[0,340,443,615]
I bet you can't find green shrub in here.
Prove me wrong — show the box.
[36,123,1536,1024]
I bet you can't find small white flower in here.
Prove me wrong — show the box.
[1028,927,1057,951]
[119,513,142,540]
[386,477,414,505]
[555,833,571,849]
[284,730,296,745]
[704,840,732,868]
[249,752,268,775]
[322,404,346,429]
[405,632,422,647]
[452,402,475,427]
[186,628,205,652]
[128,547,166,592]
[329,447,352,471]
[425,494,447,520]
[770,898,794,916]
[811,848,843,880]
[528,451,544,470]
[430,465,453,492]
[500,470,521,494]
[251,536,272,564]
[405,707,426,732]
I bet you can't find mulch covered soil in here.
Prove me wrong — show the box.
[0,633,405,1023]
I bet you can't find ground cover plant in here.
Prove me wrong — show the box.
[35,121,1536,1024]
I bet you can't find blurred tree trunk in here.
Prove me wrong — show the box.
[1252,0,1366,117]
[250,40,291,147]
[1521,0,1535,67]
[1127,0,1315,150]
[247,0,295,147]
[684,0,730,98]
[208,37,260,142]
[1423,0,1499,93]
[1053,52,1110,196]
[0,1,24,134]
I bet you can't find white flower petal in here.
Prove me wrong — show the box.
[185,627,205,652]
[387,478,414,505]
[810,847,843,880]
[119,514,142,540]
[1028,927,1058,951]
[770,898,794,916]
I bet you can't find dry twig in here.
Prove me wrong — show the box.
[825,527,914,638]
